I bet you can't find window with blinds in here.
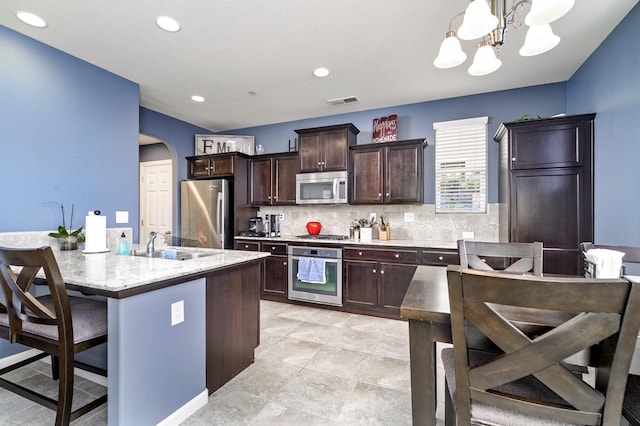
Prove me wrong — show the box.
[433,116,487,213]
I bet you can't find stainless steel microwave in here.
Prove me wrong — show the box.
[296,171,348,205]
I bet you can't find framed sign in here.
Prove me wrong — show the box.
[195,134,255,156]
[372,115,398,143]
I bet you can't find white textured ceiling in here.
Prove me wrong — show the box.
[1,0,637,132]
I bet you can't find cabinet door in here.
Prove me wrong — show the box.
[344,259,378,308]
[511,167,589,275]
[189,158,211,177]
[379,262,417,311]
[273,155,299,205]
[322,128,350,171]
[510,119,592,170]
[298,133,323,172]
[209,155,234,176]
[351,147,384,204]
[249,158,273,205]
[385,144,422,203]
[263,255,288,297]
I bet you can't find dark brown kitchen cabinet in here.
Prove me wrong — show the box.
[187,153,235,178]
[261,242,288,299]
[295,123,359,172]
[249,153,298,205]
[350,139,426,204]
[494,113,595,275]
[344,247,417,317]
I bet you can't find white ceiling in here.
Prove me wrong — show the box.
[1,1,637,132]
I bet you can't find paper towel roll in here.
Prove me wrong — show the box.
[84,213,108,253]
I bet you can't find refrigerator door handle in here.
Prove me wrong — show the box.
[217,190,224,246]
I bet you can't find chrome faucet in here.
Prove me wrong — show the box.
[146,232,158,256]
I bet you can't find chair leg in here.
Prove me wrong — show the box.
[55,351,74,426]
[51,355,59,380]
[445,379,455,426]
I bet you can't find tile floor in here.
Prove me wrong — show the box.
[0,300,447,425]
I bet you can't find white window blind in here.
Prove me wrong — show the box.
[434,116,487,213]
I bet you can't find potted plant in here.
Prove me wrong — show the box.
[48,202,84,250]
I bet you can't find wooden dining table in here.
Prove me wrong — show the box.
[400,265,640,426]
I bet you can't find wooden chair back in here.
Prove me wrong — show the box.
[581,242,640,277]
[446,265,640,425]
[0,246,73,348]
[458,240,543,276]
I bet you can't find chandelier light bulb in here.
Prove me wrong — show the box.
[434,32,467,69]
[519,24,560,56]
[525,0,575,26]
[468,41,502,76]
[458,0,499,40]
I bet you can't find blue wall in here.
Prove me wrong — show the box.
[567,3,640,246]
[0,25,140,238]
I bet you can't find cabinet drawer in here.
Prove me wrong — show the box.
[261,243,287,255]
[344,248,418,264]
[234,241,260,251]
[419,250,459,266]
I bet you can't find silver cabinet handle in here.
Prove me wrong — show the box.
[283,261,287,266]
[358,251,363,256]
[395,254,399,258]
[380,269,385,274]
[512,157,516,161]
[438,256,444,261]
[373,268,377,273]
[244,245,249,249]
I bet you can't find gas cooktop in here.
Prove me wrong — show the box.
[296,234,350,241]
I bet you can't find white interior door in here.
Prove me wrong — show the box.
[140,160,173,246]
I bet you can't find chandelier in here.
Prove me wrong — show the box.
[434,0,575,76]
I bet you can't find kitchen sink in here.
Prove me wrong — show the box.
[131,250,215,261]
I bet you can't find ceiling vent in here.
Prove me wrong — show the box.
[326,96,360,106]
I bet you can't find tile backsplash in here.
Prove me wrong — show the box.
[259,204,499,243]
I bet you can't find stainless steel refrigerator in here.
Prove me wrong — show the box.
[180,179,232,249]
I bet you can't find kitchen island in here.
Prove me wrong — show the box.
[0,231,269,425]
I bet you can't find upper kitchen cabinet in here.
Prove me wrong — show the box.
[350,139,426,204]
[249,153,299,205]
[295,123,359,173]
[187,153,235,178]
[494,113,595,276]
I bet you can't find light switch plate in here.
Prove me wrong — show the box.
[404,212,414,222]
[462,231,475,239]
[115,211,129,224]
[171,300,184,326]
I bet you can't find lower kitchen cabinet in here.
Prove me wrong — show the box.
[261,242,288,300]
[234,239,288,300]
[344,248,418,317]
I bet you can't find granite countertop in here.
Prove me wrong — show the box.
[42,245,269,296]
[234,235,458,250]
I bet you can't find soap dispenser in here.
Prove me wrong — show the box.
[117,232,130,255]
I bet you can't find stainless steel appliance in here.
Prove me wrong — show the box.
[288,246,342,306]
[296,170,348,205]
[180,179,232,248]
[264,214,281,237]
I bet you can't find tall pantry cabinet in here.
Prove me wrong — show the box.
[494,113,595,276]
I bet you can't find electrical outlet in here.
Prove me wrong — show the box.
[462,231,475,239]
[370,213,376,223]
[279,213,284,221]
[171,300,184,326]
[404,212,414,222]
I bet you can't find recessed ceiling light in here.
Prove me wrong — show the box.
[313,67,330,78]
[191,95,205,102]
[156,16,181,32]
[16,11,47,28]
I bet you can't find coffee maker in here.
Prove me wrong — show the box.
[240,216,265,237]
[264,214,280,237]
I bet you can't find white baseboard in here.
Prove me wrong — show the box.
[157,389,209,426]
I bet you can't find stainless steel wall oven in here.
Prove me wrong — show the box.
[287,246,343,306]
